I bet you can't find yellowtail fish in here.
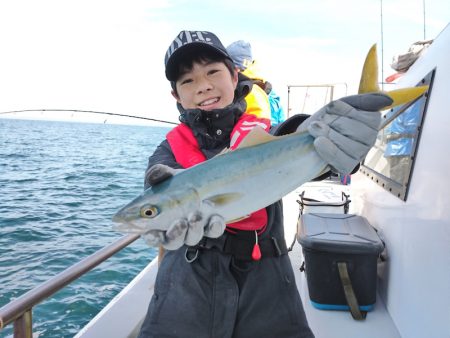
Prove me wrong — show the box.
[113,128,327,232]
[112,44,428,234]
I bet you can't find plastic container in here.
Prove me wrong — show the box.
[297,213,384,311]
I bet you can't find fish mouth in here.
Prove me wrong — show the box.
[111,213,124,225]
[112,212,146,234]
[112,220,146,234]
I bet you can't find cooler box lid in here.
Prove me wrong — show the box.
[297,213,384,254]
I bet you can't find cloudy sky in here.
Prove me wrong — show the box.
[0,0,448,124]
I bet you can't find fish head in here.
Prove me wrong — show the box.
[112,186,200,233]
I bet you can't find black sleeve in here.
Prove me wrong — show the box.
[270,114,359,180]
[144,139,183,189]
[270,114,310,136]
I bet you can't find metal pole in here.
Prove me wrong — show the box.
[423,0,426,39]
[380,0,385,91]
[13,311,32,338]
[287,86,291,118]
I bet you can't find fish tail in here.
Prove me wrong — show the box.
[358,44,428,108]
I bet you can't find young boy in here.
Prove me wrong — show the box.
[137,30,390,338]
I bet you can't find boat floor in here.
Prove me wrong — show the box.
[284,181,401,338]
[76,180,401,338]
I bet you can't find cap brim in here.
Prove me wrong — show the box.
[165,42,231,81]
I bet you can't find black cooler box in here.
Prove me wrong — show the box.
[297,213,384,317]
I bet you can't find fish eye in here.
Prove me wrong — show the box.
[140,205,159,218]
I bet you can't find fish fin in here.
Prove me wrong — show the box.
[216,147,232,156]
[215,126,277,157]
[203,193,243,207]
[226,215,250,223]
[236,126,277,149]
[358,43,380,94]
[383,85,429,109]
[358,43,429,109]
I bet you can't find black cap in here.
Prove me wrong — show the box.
[165,30,232,81]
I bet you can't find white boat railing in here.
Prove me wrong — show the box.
[287,83,348,117]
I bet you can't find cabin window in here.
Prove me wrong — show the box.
[360,70,435,200]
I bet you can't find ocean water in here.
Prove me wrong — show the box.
[0,118,170,338]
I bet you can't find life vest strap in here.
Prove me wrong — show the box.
[188,233,288,261]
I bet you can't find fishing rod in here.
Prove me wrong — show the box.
[0,109,179,125]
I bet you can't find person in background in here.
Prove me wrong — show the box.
[384,99,423,184]
[227,40,286,126]
[137,30,390,338]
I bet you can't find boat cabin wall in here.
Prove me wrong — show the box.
[350,23,450,338]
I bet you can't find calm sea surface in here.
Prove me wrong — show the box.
[0,118,170,338]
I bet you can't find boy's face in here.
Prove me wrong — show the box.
[172,60,238,111]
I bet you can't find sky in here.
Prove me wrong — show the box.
[0,0,448,125]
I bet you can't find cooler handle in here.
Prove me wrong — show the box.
[337,262,367,320]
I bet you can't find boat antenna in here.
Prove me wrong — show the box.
[423,0,426,39]
[380,0,385,90]
[0,109,179,125]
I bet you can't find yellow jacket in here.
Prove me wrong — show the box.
[242,61,265,82]
[241,62,271,120]
[245,84,271,120]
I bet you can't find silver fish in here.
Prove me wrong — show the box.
[112,43,429,234]
[112,127,328,233]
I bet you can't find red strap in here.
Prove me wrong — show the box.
[230,114,270,150]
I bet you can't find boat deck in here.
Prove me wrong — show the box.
[291,244,401,337]
[76,181,401,338]
[284,183,401,338]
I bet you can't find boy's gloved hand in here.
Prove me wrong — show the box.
[142,164,226,250]
[297,93,392,174]
[145,163,183,187]
[142,213,226,250]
